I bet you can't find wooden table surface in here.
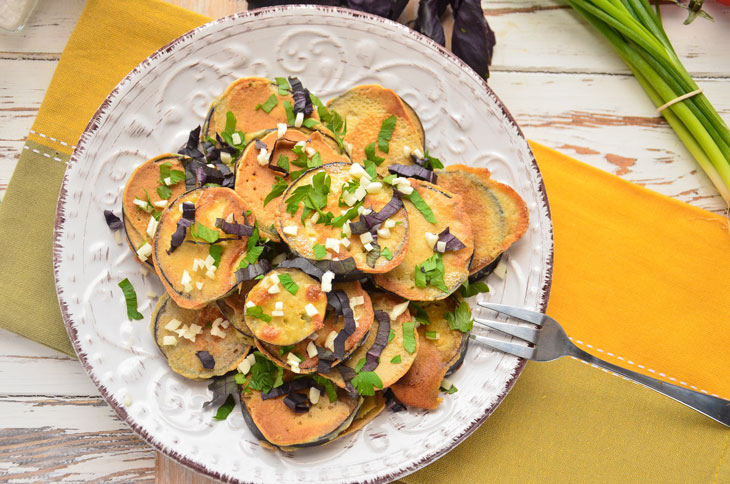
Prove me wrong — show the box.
[1,0,728,482]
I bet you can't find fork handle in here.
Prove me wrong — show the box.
[568,345,730,427]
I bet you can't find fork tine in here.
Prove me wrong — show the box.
[477,302,546,326]
[473,318,539,344]
[469,334,536,360]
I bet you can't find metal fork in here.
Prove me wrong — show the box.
[473,302,730,427]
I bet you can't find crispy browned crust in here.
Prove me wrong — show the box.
[440,165,529,275]
[153,187,252,309]
[327,84,423,176]
[389,297,465,409]
[235,128,348,242]
[373,180,474,300]
[151,294,252,380]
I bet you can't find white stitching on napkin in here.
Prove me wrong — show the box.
[569,338,718,397]
[29,130,76,149]
[23,144,65,163]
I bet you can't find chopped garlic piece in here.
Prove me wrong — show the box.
[342,192,358,207]
[175,325,189,338]
[366,182,383,194]
[268,273,280,285]
[441,377,454,390]
[238,359,251,375]
[360,232,373,244]
[310,211,320,224]
[256,147,269,166]
[204,255,216,268]
[342,222,352,237]
[210,326,227,338]
[436,241,446,253]
[357,205,372,216]
[350,296,364,307]
[396,183,413,195]
[220,152,232,164]
[305,146,316,157]
[246,301,256,308]
[277,123,287,138]
[349,163,368,179]
[425,232,439,249]
[275,301,283,310]
[344,141,353,154]
[403,145,412,157]
[295,140,306,149]
[287,352,302,364]
[363,242,374,252]
[354,186,368,201]
[325,238,340,253]
[268,284,280,294]
[163,176,172,186]
[324,331,338,351]
[305,303,319,317]
[246,353,256,366]
[341,237,351,248]
[137,242,152,262]
[133,199,149,209]
[162,336,178,346]
[231,132,242,145]
[413,148,424,158]
[225,212,234,223]
[212,317,223,329]
[114,230,122,245]
[165,318,183,331]
[153,199,168,208]
[377,227,391,239]
[307,341,318,358]
[283,225,298,236]
[221,319,230,329]
[195,281,203,290]
[205,269,216,280]
[309,386,321,405]
[494,259,508,279]
[294,112,304,128]
[384,219,396,229]
[181,269,192,285]
[272,310,284,317]
[390,301,409,321]
[321,270,335,293]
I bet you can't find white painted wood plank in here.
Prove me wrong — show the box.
[0,396,155,482]
[489,71,730,213]
[0,329,99,397]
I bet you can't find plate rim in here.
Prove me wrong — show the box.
[52,5,554,483]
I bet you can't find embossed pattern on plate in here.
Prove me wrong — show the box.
[53,7,553,484]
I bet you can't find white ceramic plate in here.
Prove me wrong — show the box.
[53,6,553,483]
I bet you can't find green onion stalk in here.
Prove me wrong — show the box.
[565,0,730,205]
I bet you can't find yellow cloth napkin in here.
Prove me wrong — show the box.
[0,0,728,482]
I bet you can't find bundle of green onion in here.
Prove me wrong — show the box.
[566,0,730,204]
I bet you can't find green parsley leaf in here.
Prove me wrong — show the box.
[377,115,396,153]
[224,111,237,134]
[364,141,385,166]
[156,184,172,200]
[331,204,361,228]
[309,93,332,123]
[240,352,283,393]
[445,301,474,333]
[354,357,367,373]
[310,375,338,403]
[285,171,331,216]
[274,77,291,95]
[414,253,448,292]
[409,302,431,326]
[159,162,186,186]
[459,280,490,298]
[256,94,278,113]
[191,222,220,243]
[382,174,396,185]
[403,190,436,223]
[351,371,383,396]
[279,344,295,356]
[402,321,417,354]
[245,305,272,323]
[442,383,458,394]
[302,118,320,128]
[424,151,445,170]
[391,354,402,364]
[264,176,288,207]
[363,160,378,179]
[213,394,236,420]
[276,154,290,172]
[278,273,299,295]
[326,110,347,154]
[209,244,222,268]
[313,244,327,260]
[118,278,143,320]
[425,331,440,340]
[238,245,264,269]
[283,100,295,125]
[388,328,395,342]
[381,247,393,260]
[247,221,260,251]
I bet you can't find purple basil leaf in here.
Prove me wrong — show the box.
[178,126,204,159]
[329,290,356,360]
[216,133,238,155]
[203,372,240,408]
[388,163,437,183]
[451,0,496,79]
[103,210,123,231]
[262,378,315,400]
[235,259,272,284]
[316,346,336,373]
[415,0,450,46]
[196,351,216,369]
[283,392,310,413]
[288,77,313,116]
[362,310,390,371]
[215,218,254,237]
[279,257,325,280]
[167,217,191,254]
[437,226,467,252]
[349,194,403,235]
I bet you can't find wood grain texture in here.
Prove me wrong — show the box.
[0,0,728,482]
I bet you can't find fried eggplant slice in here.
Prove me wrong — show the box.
[235,127,348,242]
[389,296,468,409]
[327,85,423,175]
[243,268,327,346]
[374,180,474,300]
[256,281,374,373]
[151,294,252,380]
[437,165,528,277]
[276,162,409,273]
[202,77,318,140]
[344,292,419,388]
[153,187,252,309]
[122,154,188,266]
